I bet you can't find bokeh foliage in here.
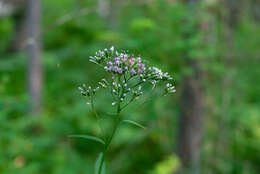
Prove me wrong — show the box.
[0,0,260,173]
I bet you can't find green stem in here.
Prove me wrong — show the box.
[98,103,121,174]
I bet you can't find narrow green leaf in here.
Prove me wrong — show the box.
[123,120,146,129]
[68,135,105,145]
[95,152,106,174]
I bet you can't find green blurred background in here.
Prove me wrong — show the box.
[0,0,260,173]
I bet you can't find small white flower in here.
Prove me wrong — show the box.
[110,46,114,52]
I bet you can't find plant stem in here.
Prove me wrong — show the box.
[98,103,121,174]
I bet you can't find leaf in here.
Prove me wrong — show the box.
[95,152,106,174]
[90,60,98,64]
[68,135,105,145]
[122,120,146,129]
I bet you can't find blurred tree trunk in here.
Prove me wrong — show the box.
[177,62,204,174]
[224,0,241,28]
[0,0,43,113]
[109,0,122,30]
[251,0,260,20]
[177,0,204,173]
[98,0,110,18]
[26,0,43,115]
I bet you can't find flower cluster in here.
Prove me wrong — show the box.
[82,46,175,106]
[77,47,176,174]
[104,55,146,75]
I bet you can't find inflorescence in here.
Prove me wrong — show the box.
[79,46,175,107]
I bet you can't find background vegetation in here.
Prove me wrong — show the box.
[0,0,260,174]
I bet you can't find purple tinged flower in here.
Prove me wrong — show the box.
[105,66,112,71]
[122,54,128,62]
[138,68,143,73]
[118,68,122,74]
[107,61,113,66]
[137,63,145,73]
[115,60,120,65]
[140,63,145,69]
[124,66,128,71]
[114,57,120,61]
[128,58,136,65]
[105,65,112,71]
[130,68,136,75]
[112,66,118,72]
[114,57,121,65]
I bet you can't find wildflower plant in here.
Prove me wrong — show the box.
[70,47,175,174]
